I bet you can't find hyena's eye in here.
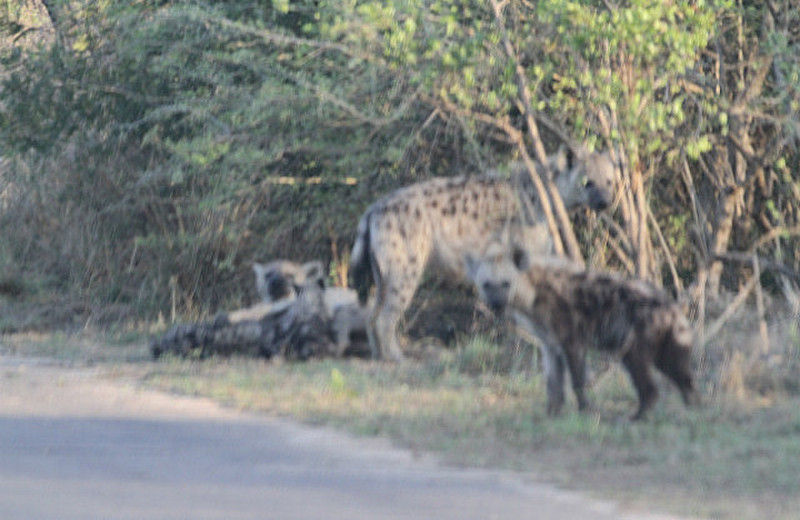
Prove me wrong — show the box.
[500,281,511,290]
[580,176,589,187]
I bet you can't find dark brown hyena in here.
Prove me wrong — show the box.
[464,241,699,420]
[350,145,616,361]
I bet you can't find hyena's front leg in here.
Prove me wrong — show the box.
[654,336,700,408]
[622,348,659,420]
[513,314,566,415]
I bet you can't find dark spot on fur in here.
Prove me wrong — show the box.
[414,208,421,218]
[431,200,439,209]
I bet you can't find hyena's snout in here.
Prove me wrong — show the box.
[586,181,612,210]
[481,281,511,314]
[266,274,291,301]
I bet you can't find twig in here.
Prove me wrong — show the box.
[704,275,756,341]
[647,207,683,293]
[680,155,709,262]
[603,232,636,275]
[752,254,770,354]
[11,26,44,43]
[691,267,708,350]
[712,252,800,281]
[751,224,800,251]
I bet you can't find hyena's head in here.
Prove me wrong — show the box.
[463,240,531,314]
[253,260,326,303]
[551,145,616,211]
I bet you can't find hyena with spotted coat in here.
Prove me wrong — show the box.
[350,145,616,360]
[464,241,699,420]
[251,260,367,355]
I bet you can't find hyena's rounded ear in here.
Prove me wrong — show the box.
[511,245,530,271]
[553,144,576,174]
[301,260,326,287]
[252,262,265,277]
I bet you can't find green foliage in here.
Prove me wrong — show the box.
[537,0,719,156]
[0,0,461,319]
[0,0,798,324]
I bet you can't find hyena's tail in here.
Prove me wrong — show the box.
[349,210,374,305]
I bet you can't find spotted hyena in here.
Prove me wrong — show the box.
[222,260,328,325]
[349,145,616,361]
[252,260,367,356]
[252,260,326,305]
[464,240,699,420]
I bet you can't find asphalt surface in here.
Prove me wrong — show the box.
[0,355,685,520]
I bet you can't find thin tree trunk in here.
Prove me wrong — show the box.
[707,183,739,297]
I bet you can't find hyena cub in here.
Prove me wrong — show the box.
[464,241,699,420]
[252,260,325,305]
[350,145,616,361]
[252,260,368,356]
[224,260,326,324]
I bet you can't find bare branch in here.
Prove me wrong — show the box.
[751,224,800,252]
[712,252,800,281]
[489,0,583,265]
[704,275,756,341]
[752,254,770,353]
[648,208,683,294]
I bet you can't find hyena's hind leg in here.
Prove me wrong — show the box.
[539,340,568,415]
[368,259,424,361]
[562,344,590,412]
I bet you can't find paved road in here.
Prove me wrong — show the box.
[0,356,682,520]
